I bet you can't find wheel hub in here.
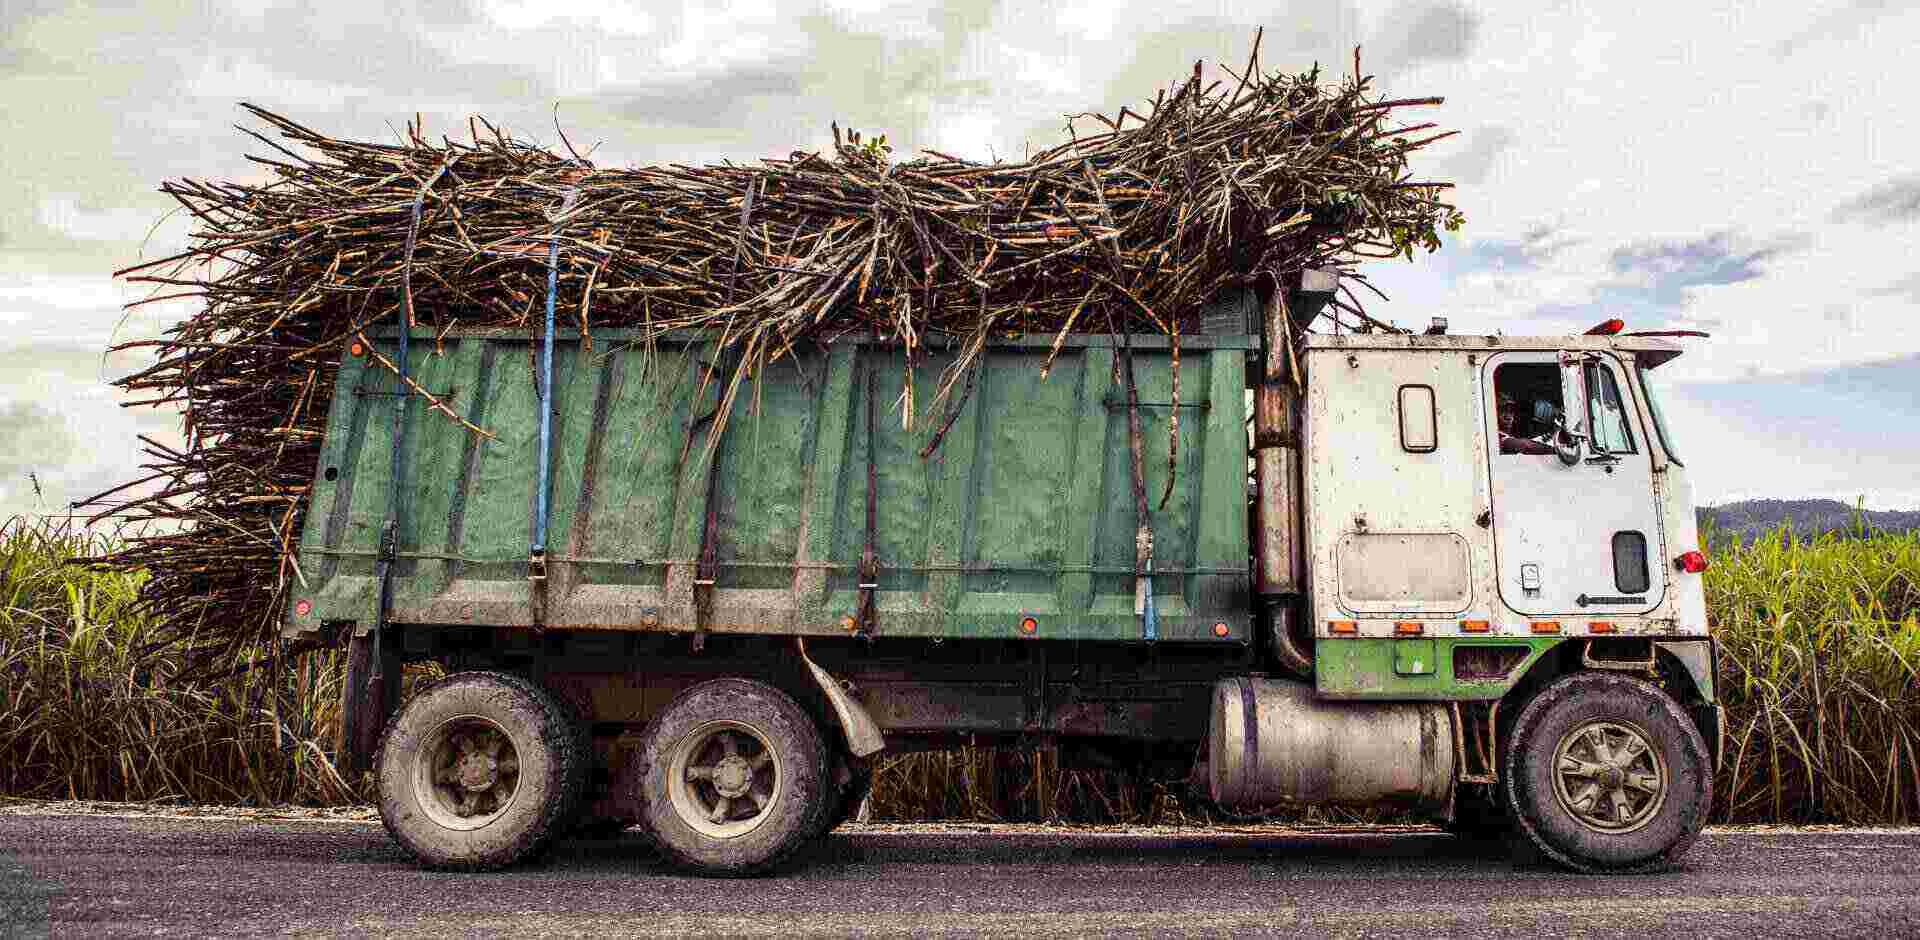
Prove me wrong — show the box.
[712,755,752,797]
[416,717,522,831]
[666,722,782,839]
[1552,719,1668,834]
[458,753,499,791]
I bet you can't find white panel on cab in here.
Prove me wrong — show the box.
[1304,344,1490,634]
[1337,532,1470,612]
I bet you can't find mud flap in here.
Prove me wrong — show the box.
[339,629,401,776]
[794,638,886,758]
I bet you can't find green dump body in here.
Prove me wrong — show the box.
[286,328,1255,645]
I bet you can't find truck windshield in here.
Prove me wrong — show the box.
[1635,360,1683,466]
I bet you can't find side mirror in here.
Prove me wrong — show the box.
[1554,435,1583,466]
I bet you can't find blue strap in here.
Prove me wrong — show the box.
[533,235,558,556]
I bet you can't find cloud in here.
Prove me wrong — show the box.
[0,401,79,506]
[1667,353,1920,508]
[608,66,806,129]
[1775,0,1908,58]
[1465,224,1580,272]
[1372,1,1481,73]
[1868,271,1920,302]
[1830,175,1920,226]
[1601,231,1802,313]
[1440,126,1514,185]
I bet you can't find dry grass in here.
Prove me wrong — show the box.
[5,515,1916,824]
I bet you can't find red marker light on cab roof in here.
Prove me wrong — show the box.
[1675,550,1709,574]
[1584,318,1626,336]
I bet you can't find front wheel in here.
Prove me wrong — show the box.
[1504,672,1712,873]
[635,678,831,876]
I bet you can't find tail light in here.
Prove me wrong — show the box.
[293,599,312,617]
[1675,550,1709,574]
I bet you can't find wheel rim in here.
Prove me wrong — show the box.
[665,720,782,839]
[415,715,522,831]
[1551,719,1668,834]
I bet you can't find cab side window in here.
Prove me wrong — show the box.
[1585,362,1636,454]
[1491,362,1563,456]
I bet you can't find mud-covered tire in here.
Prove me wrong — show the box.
[549,690,634,837]
[1504,672,1712,874]
[635,678,830,876]
[376,671,584,870]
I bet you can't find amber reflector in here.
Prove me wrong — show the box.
[1212,622,1230,637]
[1394,621,1423,635]
[1459,619,1491,633]
[1588,621,1616,634]
[1328,620,1358,634]
[1020,617,1038,634]
[1530,621,1562,634]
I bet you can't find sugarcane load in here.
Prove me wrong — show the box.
[87,39,1720,878]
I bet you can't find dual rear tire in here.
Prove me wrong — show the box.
[376,672,836,875]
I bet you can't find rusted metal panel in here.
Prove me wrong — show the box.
[285,328,1254,643]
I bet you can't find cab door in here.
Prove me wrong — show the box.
[1484,351,1666,617]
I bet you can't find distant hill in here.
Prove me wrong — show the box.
[1698,498,1920,543]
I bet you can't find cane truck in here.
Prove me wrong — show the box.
[287,271,1721,875]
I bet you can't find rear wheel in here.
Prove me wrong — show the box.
[1504,672,1711,873]
[635,678,831,876]
[375,671,584,870]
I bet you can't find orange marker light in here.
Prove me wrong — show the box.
[1588,621,1616,634]
[1020,616,1038,634]
[349,341,366,357]
[1212,622,1230,638]
[1459,619,1491,633]
[1530,621,1562,634]
[1328,620,1358,635]
[841,615,858,632]
[1394,621,1423,635]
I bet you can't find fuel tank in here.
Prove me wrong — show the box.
[1208,677,1455,812]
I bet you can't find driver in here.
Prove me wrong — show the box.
[1498,394,1555,455]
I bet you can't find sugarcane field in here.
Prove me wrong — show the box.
[3,6,1919,938]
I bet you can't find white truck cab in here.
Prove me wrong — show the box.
[1301,330,1707,644]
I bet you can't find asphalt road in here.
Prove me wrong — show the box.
[2,811,1917,938]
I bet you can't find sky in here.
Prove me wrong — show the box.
[1,0,1916,524]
